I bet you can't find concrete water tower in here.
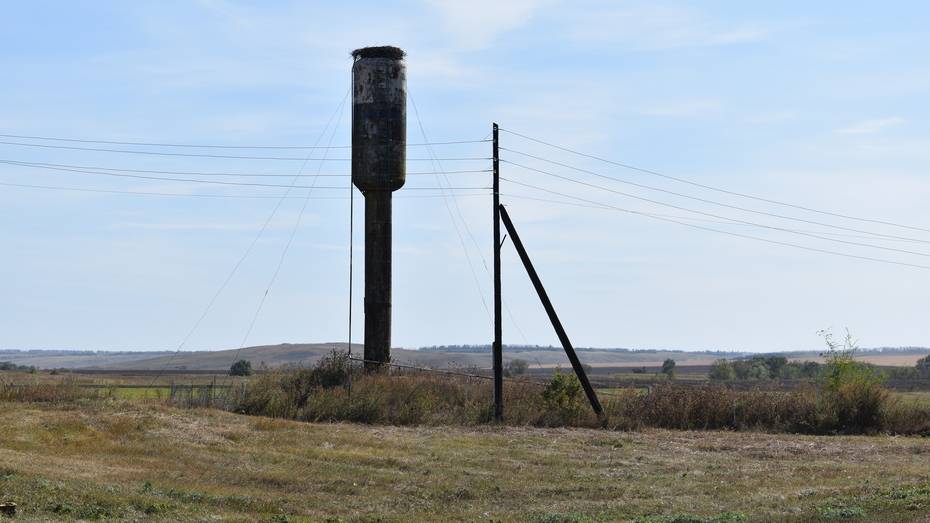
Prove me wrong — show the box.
[351,46,406,370]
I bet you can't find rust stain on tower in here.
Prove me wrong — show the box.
[351,46,406,370]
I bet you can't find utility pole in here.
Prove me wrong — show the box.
[492,123,503,420]
[351,46,407,371]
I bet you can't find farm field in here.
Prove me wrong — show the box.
[0,371,247,402]
[0,401,929,522]
[897,391,930,407]
[3,369,930,401]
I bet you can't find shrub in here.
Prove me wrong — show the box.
[0,361,36,372]
[538,370,587,426]
[229,360,253,377]
[661,359,676,378]
[708,360,735,381]
[227,340,928,435]
[0,380,89,403]
[712,357,822,382]
[881,396,930,435]
[505,358,529,377]
[310,350,351,388]
[233,357,606,427]
[818,329,888,433]
[916,355,930,378]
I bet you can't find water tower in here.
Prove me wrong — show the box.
[351,46,406,370]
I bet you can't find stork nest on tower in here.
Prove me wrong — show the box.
[351,46,406,60]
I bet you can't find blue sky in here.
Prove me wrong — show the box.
[2,1,929,352]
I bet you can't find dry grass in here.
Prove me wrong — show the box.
[232,368,930,435]
[1,401,929,522]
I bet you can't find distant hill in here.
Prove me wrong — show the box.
[774,348,930,366]
[3,344,927,371]
[0,349,174,369]
[89,343,735,371]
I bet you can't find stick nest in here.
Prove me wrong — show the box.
[352,46,406,60]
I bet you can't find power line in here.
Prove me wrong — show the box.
[502,192,930,244]
[0,132,488,149]
[0,180,490,200]
[500,177,930,271]
[0,140,487,161]
[146,91,351,387]
[408,97,531,345]
[0,159,490,177]
[502,150,930,246]
[501,160,930,259]
[499,127,930,235]
[409,92,493,325]
[0,158,488,190]
[229,99,349,368]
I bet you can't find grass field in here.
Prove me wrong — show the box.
[896,391,930,407]
[0,400,929,522]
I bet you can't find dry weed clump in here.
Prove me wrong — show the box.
[0,379,89,403]
[231,352,930,435]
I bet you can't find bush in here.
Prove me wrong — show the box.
[661,359,676,378]
[619,384,807,432]
[233,352,352,419]
[708,360,735,381]
[0,380,89,403]
[0,361,36,372]
[882,397,930,435]
[818,329,887,432]
[916,355,930,378]
[505,358,529,377]
[229,360,253,377]
[539,370,586,426]
[310,350,351,388]
[710,356,822,382]
[227,338,928,435]
[233,356,607,427]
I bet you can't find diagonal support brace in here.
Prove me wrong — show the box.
[498,204,605,421]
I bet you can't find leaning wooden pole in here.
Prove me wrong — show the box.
[498,205,605,420]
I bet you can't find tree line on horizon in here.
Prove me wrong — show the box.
[417,344,740,355]
[710,355,930,382]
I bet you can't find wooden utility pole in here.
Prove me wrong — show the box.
[492,123,503,420]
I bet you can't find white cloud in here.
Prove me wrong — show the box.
[422,0,555,49]
[837,117,906,135]
[566,5,772,51]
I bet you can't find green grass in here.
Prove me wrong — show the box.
[1,401,929,522]
[894,391,930,407]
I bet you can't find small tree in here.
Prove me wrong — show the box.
[709,359,735,381]
[661,358,676,378]
[818,329,882,391]
[916,355,930,378]
[541,370,585,425]
[229,359,253,377]
[504,358,529,377]
[818,329,887,431]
